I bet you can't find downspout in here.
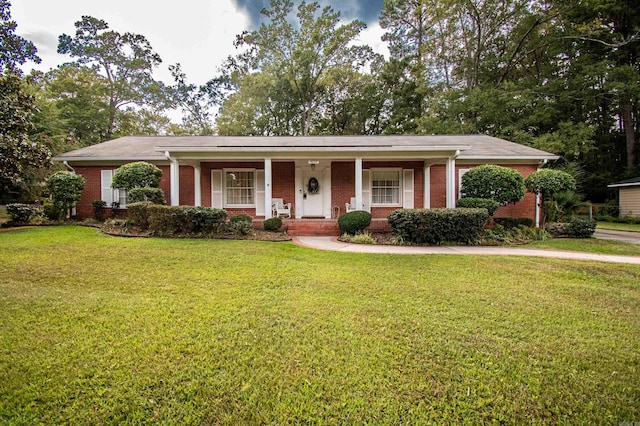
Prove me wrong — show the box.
[535,159,548,228]
[63,161,75,173]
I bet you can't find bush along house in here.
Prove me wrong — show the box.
[54,135,559,235]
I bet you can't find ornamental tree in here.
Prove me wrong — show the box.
[460,165,525,206]
[524,169,577,224]
[45,171,85,219]
[112,161,162,190]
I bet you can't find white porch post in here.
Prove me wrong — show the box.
[165,151,180,206]
[355,157,363,209]
[423,164,431,209]
[193,164,201,207]
[264,158,272,219]
[445,155,456,208]
[535,192,541,228]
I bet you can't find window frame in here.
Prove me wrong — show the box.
[101,169,128,208]
[223,168,256,208]
[370,168,402,207]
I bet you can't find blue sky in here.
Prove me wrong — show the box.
[13,0,388,86]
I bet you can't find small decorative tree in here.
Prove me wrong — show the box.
[112,161,162,190]
[524,169,577,225]
[461,165,525,206]
[45,171,85,219]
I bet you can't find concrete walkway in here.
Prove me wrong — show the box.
[594,229,640,244]
[293,236,640,265]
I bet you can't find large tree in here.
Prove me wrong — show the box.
[218,0,374,135]
[58,16,163,140]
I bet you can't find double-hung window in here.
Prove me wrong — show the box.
[101,170,128,208]
[225,170,255,206]
[371,169,401,206]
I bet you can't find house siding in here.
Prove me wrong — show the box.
[619,187,640,217]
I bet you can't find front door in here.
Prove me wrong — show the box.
[301,168,324,217]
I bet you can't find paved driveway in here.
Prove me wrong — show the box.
[594,229,640,245]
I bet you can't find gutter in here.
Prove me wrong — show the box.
[63,160,75,173]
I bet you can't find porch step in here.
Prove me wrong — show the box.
[252,218,391,237]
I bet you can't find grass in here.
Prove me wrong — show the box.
[1,226,639,424]
[525,237,640,256]
[597,220,640,233]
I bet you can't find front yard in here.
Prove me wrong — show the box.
[1,226,639,424]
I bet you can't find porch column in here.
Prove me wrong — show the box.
[445,155,456,208]
[264,158,272,219]
[355,157,363,209]
[535,192,541,228]
[166,152,180,206]
[423,164,431,209]
[193,164,201,207]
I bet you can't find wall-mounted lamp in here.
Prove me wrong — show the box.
[308,159,320,170]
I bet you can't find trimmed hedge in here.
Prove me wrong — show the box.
[142,205,228,235]
[263,217,283,232]
[6,203,38,223]
[128,187,166,204]
[456,197,499,216]
[547,218,597,238]
[127,201,154,229]
[338,210,372,235]
[388,208,489,245]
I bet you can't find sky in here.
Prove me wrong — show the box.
[12,0,388,87]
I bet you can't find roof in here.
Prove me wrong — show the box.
[608,177,640,188]
[54,135,559,163]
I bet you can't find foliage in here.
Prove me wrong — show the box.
[493,217,534,229]
[57,16,163,140]
[42,200,63,221]
[45,171,85,218]
[349,232,376,244]
[461,165,525,206]
[525,169,577,198]
[597,215,640,225]
[263,216,282,232]
[0,72,51,196]
[5,203,38,223]
[547,219,597,238]
[128,187,165,205]
[0,0,40,73]
[456,197,500,216]
[125,201,153,229]
[230,214,253,235]
[92,200,106,221]
[167,63,216,135]
[144,205,228,235]
[111,161,162,190]
[547,190,587,222]
[484,224,549,244]
[338,210,372,235]
[388,208,488,245]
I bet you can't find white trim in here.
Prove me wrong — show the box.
[458,168,471,199]
[264,159,272,218]
[608,182,640,188]
[446,157,456,208]
[256,169,266,216]
[370,168,403,207]
[194,164,201,207]
[402,169,414,208]
[223,168,257,208]
[355,158,363,212]
[211,170,223,208]
[424,165,431,209]
[101,169,127,208]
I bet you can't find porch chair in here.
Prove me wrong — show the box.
[271,198,292,218]
[345,197,359,213]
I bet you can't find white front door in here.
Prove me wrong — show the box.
[301,168,324,217]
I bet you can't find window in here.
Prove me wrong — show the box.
[371,169,401,206]
[101,170,128,208]
[225,170,255,206]
[458,168,471,199]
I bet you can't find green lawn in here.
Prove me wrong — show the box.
[525,237,640,256]
[597,220,640,233]
[1,226,639,424]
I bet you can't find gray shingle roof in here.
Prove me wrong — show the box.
[54,135,558,162]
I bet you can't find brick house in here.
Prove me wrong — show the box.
[54,135,558,233]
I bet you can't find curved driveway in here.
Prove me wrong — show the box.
[293,236,640,265]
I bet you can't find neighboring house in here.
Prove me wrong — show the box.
[54,135,558,231]
[608,177,640,217]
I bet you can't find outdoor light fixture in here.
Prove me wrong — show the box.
[307,160,320,165]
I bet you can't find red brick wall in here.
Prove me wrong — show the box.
[272,162,296,212]
[331,162,355,217]
[74,166,105,218]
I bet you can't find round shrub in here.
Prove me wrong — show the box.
[461,165,525,206]
[566,218,596,238]
[456,197,500,216]
[524,169,576,197]
[128,187,166,204]
[263,217,283,232]
[92,200,107,221]
[6,203,38,223]
[338,210,372,235]
[230,214,253,235]
[45,171,85,217]
[112,161,162,190]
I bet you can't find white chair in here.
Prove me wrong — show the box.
[345,197,358,213]
[271,198,291,218]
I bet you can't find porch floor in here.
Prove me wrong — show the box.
[253,218,391,236]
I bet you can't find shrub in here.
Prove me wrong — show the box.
[484,224,549,244]
[45,171,85,218]
[128,187,166,204]
[43,200,64,221]
[350,232,376,244]
[461,165,525,206]
[456,197,499,216]
[566,218,597,238]
[144,205,228,235]
[127,201,154,229]
[338,210,372,235]
[264,217,283,232]
[388,208,488,245]
[6,203,38,223]
[493,217,534,229]
[111,162,162,190]
[92,200,107,221]
[185,207,227,233]
[230,214,253,235]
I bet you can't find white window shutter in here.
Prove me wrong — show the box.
[255,169,265,215]
[362,169,371,212]
[403,169,414,208]
[211,170,223,208]
[101,170,113,205]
